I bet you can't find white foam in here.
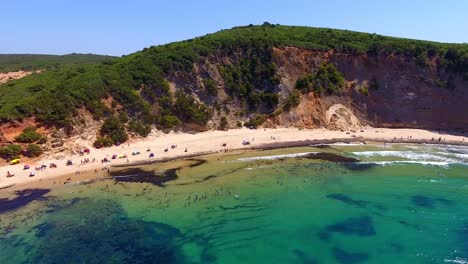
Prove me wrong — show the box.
[452,153,468,160]
[351,151,453,162]
[358,161,451,167]
[328,142,365,146]
[418,179,444,183]
[444,258,468,264]
[237,152,317,161]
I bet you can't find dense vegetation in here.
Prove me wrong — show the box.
[295,62,346,95]
[1,23,468,147]
[0,144,22,160]
[0,53,116,73]
[218,41,280,111]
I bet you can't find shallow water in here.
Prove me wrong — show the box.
[1,143,467,264]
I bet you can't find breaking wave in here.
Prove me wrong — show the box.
[358,160,452,167]
[351,151,450,161]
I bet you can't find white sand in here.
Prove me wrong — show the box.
[0,127,466,188]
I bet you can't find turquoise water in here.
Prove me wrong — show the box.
[0,143,467,263]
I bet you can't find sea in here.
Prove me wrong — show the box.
[0,143,467,264]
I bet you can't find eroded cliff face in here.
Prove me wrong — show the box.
[173,46,468,131]
[275,47,468,130]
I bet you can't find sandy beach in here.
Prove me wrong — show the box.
[0,127,466,189]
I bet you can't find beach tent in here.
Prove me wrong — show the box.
[10,159,20,165]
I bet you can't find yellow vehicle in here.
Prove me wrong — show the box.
[10,159,20,165]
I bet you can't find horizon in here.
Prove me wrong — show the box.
[2,24,468,58]
[2,0,468,56]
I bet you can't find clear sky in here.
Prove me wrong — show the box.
[2,0,467,56]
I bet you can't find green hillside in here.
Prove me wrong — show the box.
[1,24,467,144]
[0,53,116,73]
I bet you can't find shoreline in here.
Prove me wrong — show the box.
[0,127,467,191]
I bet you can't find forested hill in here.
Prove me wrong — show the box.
[0,23,467,149]
[0,53,116,73]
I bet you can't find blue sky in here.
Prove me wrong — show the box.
[2,0,467,56]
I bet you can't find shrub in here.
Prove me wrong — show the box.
[236,120,243,127]
[219,116,228,130]
[118,112,129,123]
[244,114,267,127]
[159,115,181,129]
[128,120,151,137]
[0,144,22,160]
[283,91,300,111]
[26,144,43,157]
[100,116,128,144]
[93,137,114,148]
[37,137,47,144]
[15,126,42,143]
[173,91,212,125]
[357,85,369,96]
[203,78,218,96]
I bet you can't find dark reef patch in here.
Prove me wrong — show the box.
[186,158,207,168]
[304,152,359,163]
[411,195,434,208]
[326,193,368,208]
[111,168,178,187]
[34,222,53,238]
[293,249,318,264]
[30,198,189,264]
[219,203,265,211]
[0,189,50,214]
[341,162,376,171]
[410,195,454,209]
[45,197,82,214]
[176,174,217,186]
[324,216,376,237]
[333,247,369,264]
[311,144,333,149]
[456,222,468,258]
[387,242,404,253]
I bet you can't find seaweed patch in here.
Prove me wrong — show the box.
[0,189,50,214]
[111,168,178,187]
[303,152,359,162]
